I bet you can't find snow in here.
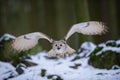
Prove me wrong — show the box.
[96,40,120,55]
[78,42,96,57]
[0,51,120,80]
[116,40,120,44]
[0,33,120,80]
[0,33,15,42]
[0,62,18,80]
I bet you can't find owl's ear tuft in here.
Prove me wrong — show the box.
[51,39,55,44]
[63,37,67,41]
[60,39,66,44]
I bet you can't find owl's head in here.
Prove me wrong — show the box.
[52,40,67,54]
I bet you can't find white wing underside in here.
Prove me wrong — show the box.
[10,36,38,52]
[10,21,107,54]
[10,32,52,52]
[65,21,107,40]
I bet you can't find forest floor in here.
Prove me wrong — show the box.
[0,51,120,80]
[0,34,120,80]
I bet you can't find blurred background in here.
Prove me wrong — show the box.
[0,0,120,50]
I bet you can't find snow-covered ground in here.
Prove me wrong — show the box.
[0,34,120,80]
[0,51,120,80]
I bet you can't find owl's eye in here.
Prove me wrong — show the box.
[60,44,62,46]
[55,44,57,46]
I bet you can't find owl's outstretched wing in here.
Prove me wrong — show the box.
[65,21,107,40]
[10,32,53,52]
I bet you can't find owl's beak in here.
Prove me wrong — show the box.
[57,47,60,50]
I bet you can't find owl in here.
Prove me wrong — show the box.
[10,21,107,57]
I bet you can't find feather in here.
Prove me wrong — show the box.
[65,21,107,40]
[9,21,108,58]
[66,44,76,55]
[48,49,57,57]
[10,32,52,52]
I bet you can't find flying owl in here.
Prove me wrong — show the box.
[10,21,107,57]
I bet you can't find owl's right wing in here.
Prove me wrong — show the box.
[65,21,108,40]
[10,32,53,52]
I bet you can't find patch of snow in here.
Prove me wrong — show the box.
[0,33,15,42]
[4,51,119,80]
[96,47,120,56]
[0,61,18,80]
[112,65,120,69]
[96,40,120,56]
[78,42,96,57]
[116,40,120,44]
[106,40,116,44]
[0,40,120,80]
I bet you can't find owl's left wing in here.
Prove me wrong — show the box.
[65,21,107,40]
